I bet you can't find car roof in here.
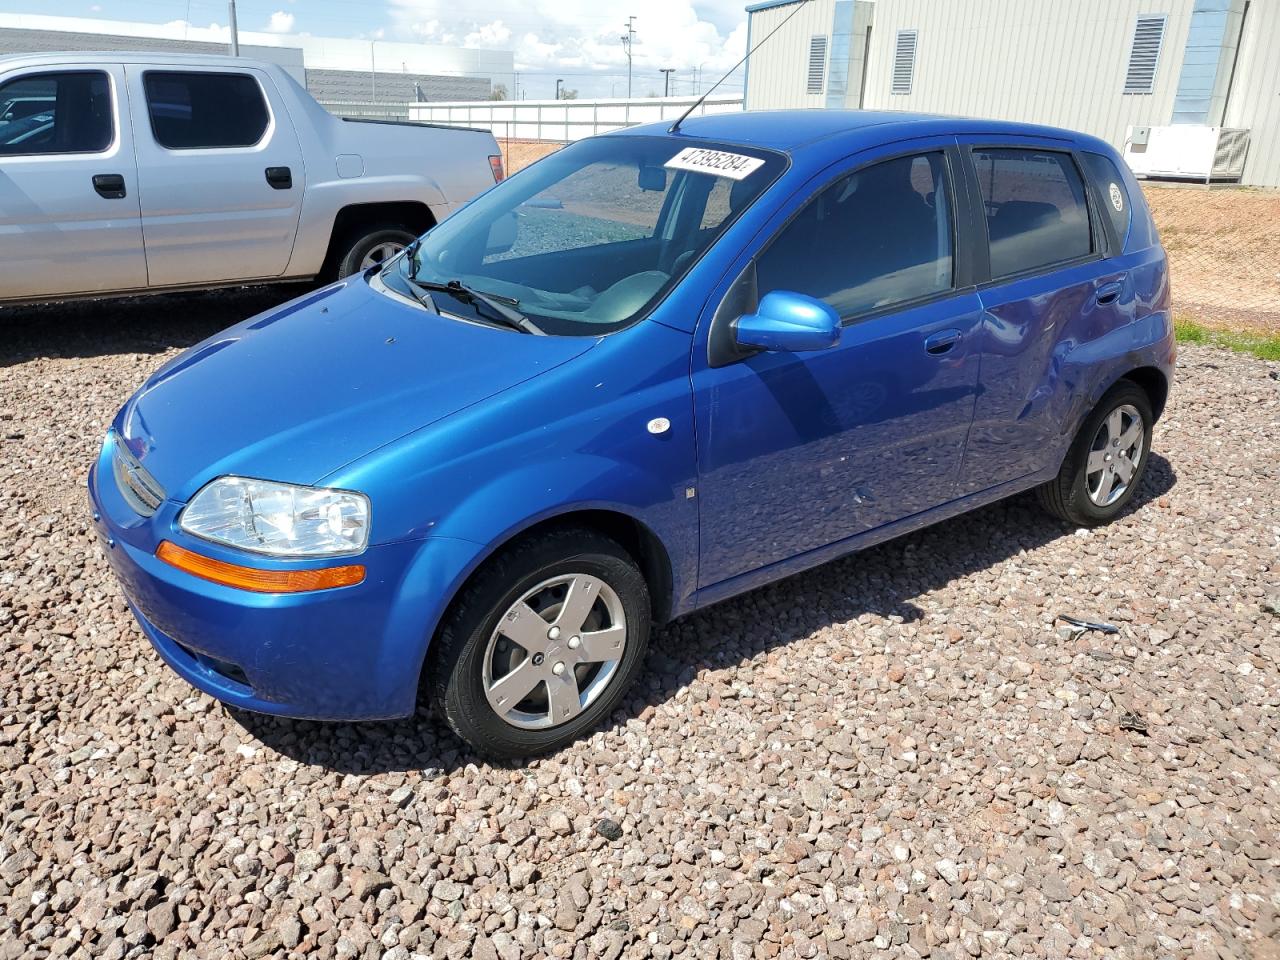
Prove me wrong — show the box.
[621,109,1086,153]
[0,51,283,72]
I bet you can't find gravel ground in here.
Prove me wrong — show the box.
[2,290,1278,960]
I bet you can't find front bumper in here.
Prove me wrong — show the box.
[88,437,478,721]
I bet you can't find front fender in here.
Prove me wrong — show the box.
[431,454,697,612]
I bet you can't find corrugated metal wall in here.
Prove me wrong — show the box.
[745,0,837,111]
[861,0,1196,148]
[1224,1,1280,187]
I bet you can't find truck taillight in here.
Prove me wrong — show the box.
[488,154,505,182]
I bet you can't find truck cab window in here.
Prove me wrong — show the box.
[143,71,269,150]
[0,72,112,156]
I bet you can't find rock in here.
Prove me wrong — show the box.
[145,901,177,940]
[548,811,572,836]
[351,868,393,900]
[594,818,623,841]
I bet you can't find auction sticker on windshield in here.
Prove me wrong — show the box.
[665,147,765,181]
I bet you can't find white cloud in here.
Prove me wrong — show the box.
[386,0,748,98]
[265,10,296,33]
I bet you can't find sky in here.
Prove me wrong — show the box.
[0,0,753,98]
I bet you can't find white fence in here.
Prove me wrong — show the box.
[407,95,744,142]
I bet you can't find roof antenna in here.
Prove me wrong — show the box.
[669,0,814,134]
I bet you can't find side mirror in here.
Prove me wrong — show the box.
[735,290,841,353]
[485,210,518,256]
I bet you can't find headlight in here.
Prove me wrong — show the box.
[179,477,370,557]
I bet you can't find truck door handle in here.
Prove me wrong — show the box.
[92,173,126,199]
[924,329,963,355]
[265,166,293,189]
[1096,280,1124,305]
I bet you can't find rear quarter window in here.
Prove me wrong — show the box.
[1082,151,1156,251]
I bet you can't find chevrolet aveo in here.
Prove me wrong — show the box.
[90,111,1173,758]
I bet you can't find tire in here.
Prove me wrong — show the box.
[1036,380,1154,527]
[333,226,416,280]
[429,528,652,760]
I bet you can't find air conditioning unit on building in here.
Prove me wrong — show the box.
[1123,125,1250,182]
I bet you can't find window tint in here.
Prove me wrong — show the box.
[756,152,954,319]
[972,149,1092,278]
[0,72,112,156]
[144,72,269,149]
[1081,151,1135,247]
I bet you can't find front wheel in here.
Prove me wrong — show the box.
[1037,380,1154,526]
[429,528,651,759]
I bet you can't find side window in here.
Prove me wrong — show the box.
[144,72,269,150]
[756,152,954,319]
[972,148,1093,279]
[1081,151,1147,249]
[0,72,112,156]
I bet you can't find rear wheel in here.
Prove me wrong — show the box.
[429,528,651,759]
[1037,380,1153,526]
[334,226,416,280]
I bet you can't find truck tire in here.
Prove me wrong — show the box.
[334,226,417,280]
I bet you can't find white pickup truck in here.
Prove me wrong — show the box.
[0,52,504,303]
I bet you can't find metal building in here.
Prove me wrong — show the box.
[744,0,1280,187]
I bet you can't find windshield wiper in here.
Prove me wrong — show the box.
[409,277,544,335]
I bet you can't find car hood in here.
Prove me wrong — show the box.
[116,277,597,502]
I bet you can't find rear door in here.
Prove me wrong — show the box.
[954,138,1133,495]
[0,65,147,299]
[125,64,304,287]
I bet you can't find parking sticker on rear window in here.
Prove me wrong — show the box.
[1109,182,1124,212]
[665,147,765,181]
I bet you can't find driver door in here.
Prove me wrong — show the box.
[692,140,984,592]
[0,65,147,300]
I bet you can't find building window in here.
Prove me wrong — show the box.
[807,36,828,95]
[1123,15,1167,94]
[892,30,917,95]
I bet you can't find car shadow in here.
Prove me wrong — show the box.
[0,285,300,367]
[232,452,1177,774]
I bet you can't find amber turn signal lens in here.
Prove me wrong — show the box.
[156,541,365,593]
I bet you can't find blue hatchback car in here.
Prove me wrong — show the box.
[90,111,1173,758]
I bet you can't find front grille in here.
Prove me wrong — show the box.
[111,435,166,516]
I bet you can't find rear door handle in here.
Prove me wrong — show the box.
[924,328,963,355]
[1096,280,1124,305]
[265,166,292,189]
[92,173,126,199]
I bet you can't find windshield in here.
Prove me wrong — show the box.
[389,135,785,336]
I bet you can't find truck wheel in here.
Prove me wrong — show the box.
[1037,380,1153,527]
[429,528,651,760]
[334,226,417,279]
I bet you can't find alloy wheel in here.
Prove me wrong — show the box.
[359,241,406,270]
[482,574,628,729]
[1086,403,1145,506]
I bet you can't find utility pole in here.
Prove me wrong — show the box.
[660,68,674,97]
[621,16,636,99]
[555,78,563,100]
[370,42,377,102]
[227,0,239,55]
